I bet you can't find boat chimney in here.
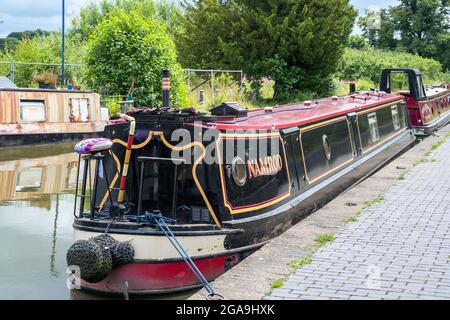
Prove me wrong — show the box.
[162,70,170,108]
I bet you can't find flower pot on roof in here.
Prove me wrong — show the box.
[32,72,58,89]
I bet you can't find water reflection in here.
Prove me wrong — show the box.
[0,150,79,204]
[0,144,79,299]
[0,144,194,300]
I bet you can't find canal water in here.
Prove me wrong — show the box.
[0,144,195,300]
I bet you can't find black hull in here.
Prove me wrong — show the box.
[73,130,414,251]
[222,129,414,248]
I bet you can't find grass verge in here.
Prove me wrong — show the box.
[288,254,313,272]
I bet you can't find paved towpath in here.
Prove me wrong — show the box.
[191,125,450,300]
[268,129,450,300]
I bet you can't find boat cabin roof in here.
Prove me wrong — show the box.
[425,86,448,99]
[203,92,403,130]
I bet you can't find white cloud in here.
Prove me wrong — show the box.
[0,0,101,37]
[0,0,399,38]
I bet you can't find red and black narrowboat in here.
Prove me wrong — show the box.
[380,68,450,135]
[67,84,416,295]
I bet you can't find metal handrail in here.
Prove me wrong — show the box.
[137,156,185,218]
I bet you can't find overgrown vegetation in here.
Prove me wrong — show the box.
[288,254,313,272]
[0,29,54,51]
[271,279,285,289]
[0,33,86,87]
[363,196,384,209]
[315,233,335,248]
[338,48,449,86]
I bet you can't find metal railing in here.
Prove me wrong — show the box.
[184,68,244,98]
[0,61,83,84]
[0,61,245,107]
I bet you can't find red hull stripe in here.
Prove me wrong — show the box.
[81,255,231,294]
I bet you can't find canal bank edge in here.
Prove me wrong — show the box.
[190,124,450,300]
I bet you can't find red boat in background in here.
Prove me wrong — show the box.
[380,68,450,135]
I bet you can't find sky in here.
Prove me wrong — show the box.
[0,0,400,38]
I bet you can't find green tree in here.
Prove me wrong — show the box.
[391,0,449,69]
[70,0,182,41]
[359,0,449,70]
[85,9,187,107]
[177,0,357,101]
[348,35,368,49]
[358,8,398,49]
[7,29,55,40]
[0,37,19,51]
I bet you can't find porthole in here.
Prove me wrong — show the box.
[232,157,247,187]
[322,134,331,161]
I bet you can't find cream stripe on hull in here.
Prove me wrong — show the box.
[74,229,227,261]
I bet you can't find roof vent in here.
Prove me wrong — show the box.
[332,96,338,101]
[210,102,248,118]
[304,101,312,106]
[264,107,273,113]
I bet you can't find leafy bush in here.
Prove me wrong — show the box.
[0,33,86,88]
[85,9,187,108]
[104,98,122,116]
[356,79,376,91]
[70,0,183,41]
[338,48,446,86]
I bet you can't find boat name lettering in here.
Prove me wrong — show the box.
[247,154,283,179]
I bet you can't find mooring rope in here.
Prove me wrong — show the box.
[146,211,224,300]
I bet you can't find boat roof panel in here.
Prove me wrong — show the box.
[425,86,449,98]
[203,92,403,130]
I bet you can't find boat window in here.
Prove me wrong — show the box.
[417,75,427,99]
[70,98,89,122]
[15,167,43,192]
[390,72,410,94]
[391,105,401,130]
[322,134,331,160]
[368,112,380,143]
[19,100,46,122]
[232,156,247,186]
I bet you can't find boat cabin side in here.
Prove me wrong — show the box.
[74,96,413,235]
[0,88,108,136]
